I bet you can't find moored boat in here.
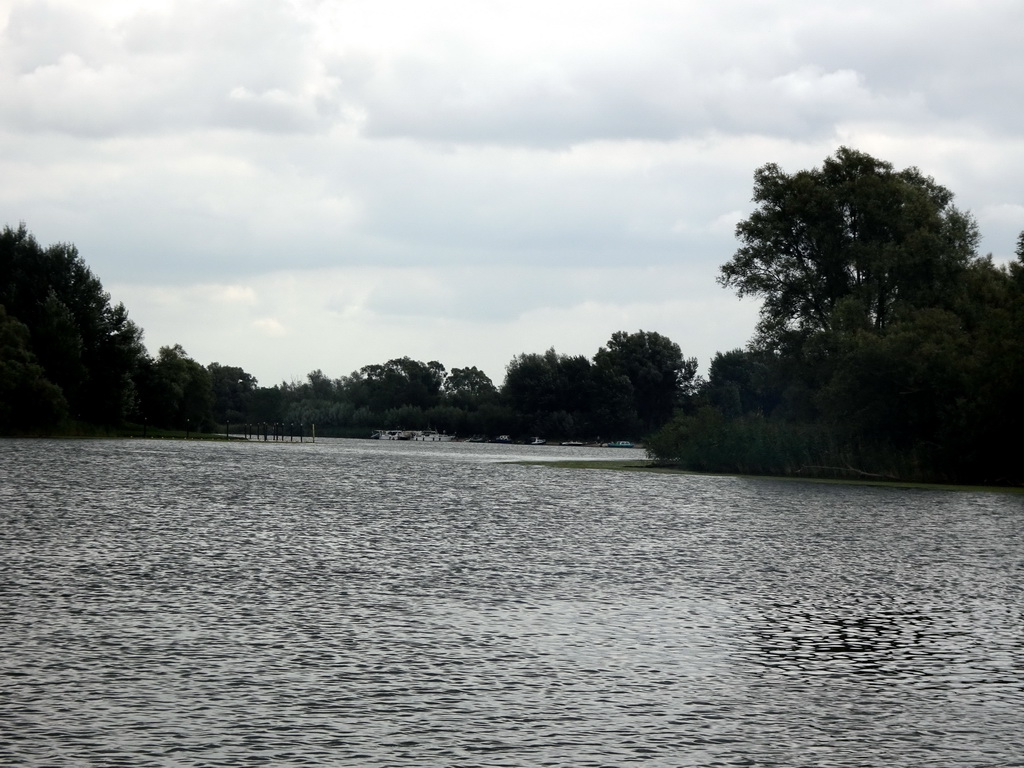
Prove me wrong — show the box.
[407,430,456,442]
[371,429,412,440]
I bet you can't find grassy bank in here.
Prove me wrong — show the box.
[516,458,1024,493]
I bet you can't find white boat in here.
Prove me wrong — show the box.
[407,430,456,442]
[371,429,411,440]
[529,437,547,445]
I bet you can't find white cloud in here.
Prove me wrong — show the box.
[252,318,287,338]
[3,0,1023,386]
[110,263,761,387]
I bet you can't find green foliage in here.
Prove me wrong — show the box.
[444,366,497,404]
[648,408,819,476]
[357,357,446,411]
[0,223,146,424]
[137,344,215,430]
[721,147,980,349]
[0,304,68,431]
[207,362,258,423]
[503,348,601,438]
[248,385,285,425]
[704,348,782,418]
[594,330,699,433]
[653,155,1024,485]
[7,190,1019,486]
[818,308,973,450]
[647,408,928,480]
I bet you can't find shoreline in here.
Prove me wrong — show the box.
[515,458,1024,494]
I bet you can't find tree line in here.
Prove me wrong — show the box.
[0,222,695,441]
[3,146,1023,484]
[646,147,1024,486]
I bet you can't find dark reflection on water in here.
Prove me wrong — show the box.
[2,438,1022,767]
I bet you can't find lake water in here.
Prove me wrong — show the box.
[2,437,1022,767]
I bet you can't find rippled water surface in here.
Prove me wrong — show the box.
[2,438,1023,766]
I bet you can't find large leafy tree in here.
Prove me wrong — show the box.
[0,304,68,431]
[502,348,598,437]
[818,308,973,451]
[443,366,497,409]
[0,223,146,423]
[593,330,698,434]
[944,246,1024,482]
[357,357,446,412]
[720,147,980,349]
[137,344,215,430]
[704,348,783,419]
[207,362,258,424]
[502,350,558,416]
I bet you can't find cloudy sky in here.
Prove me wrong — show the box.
[3,0,1023,387]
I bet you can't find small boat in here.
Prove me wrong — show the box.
[407,430,456,442]
[560,441,584,446]
[372,429,409,440]
[493,435,512,444]
[606,440,634,448]
[529,437,547,445]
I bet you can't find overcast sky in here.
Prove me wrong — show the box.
[3,0,1023,387]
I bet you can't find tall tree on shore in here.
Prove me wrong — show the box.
[0,304,68,431]
[208,362,258,424]
[0,224,146,423]
[594,330,698,434]
[137,344,215,430]
[719,147,980,351]
[443,366,498,409]
[357,357,447,412]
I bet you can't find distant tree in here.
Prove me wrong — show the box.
[704,348,782,418]
[501,349,604,438]
[588,363,637,438]
[33,290,86,407]
[502,350,559,417]
[139,344,214,430]
[304,369,337,400]
[87,301,146,423]
[593,330,698,434]
[207,362,258,424]
[359,357,446,411]
[939,253,1024,482]
[443,366,498,408]
[249,385,286,426]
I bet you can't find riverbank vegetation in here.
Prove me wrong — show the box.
[0,222,694,443]
[3,148,1022,485]
[648,148,1024,486]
